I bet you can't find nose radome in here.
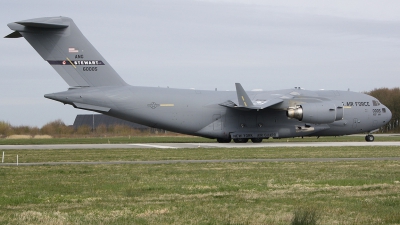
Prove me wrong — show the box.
[386,107,392,123]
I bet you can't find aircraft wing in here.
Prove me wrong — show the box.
[219,83,283,110]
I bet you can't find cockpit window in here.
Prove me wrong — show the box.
[372,100,381,106]
[382,108,386,113]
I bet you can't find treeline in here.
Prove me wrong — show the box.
[0,119,157,138]
[367,87,400,133]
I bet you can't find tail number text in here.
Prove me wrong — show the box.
[83,67,97,71]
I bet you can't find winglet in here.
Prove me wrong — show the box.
[235,83,254,108]
[219,83,284,110]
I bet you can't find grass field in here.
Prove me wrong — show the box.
[1,134,400,145]
[0,146,400,224]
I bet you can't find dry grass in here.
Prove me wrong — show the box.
[0,119,168,138]
[6,135,31,139]
[33,135,53,139]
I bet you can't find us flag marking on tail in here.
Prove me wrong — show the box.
[68,47,79,53]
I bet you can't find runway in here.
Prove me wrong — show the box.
[1,141,400,149]
[1,142,399,166]
[2,157,400,166]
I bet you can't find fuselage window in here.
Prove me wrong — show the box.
[382,108,386,113]
[372,100,381,106]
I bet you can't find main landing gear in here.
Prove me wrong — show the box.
[233,138,248,143]
[217,138,231,143]
[250,138,263,143]
[365,134,375,142]
[217,138,263,143]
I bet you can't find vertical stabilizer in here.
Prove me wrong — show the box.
[6,17,127,87]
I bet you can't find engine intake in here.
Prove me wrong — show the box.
[287,106,303,120]
[287,102,343,124]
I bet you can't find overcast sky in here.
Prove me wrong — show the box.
[1,0,400,127]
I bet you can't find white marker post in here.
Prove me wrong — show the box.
[2,151,4,163]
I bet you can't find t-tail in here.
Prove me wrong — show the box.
[5,17,127,87]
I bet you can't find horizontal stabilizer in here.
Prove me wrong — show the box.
[15,17,69,29]
[16,21,68,29]
[4,31,22,38]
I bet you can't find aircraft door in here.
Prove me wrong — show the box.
[352,118,358,128]
[213,114,222,130]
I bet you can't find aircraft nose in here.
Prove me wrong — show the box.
[385,107,392,124]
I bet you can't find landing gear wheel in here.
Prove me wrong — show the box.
[365,135,375,142]
[217,138,231,143]
[233,138,249,143]
[251,138,263,143]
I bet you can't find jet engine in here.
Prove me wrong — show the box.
[287,102,343,124]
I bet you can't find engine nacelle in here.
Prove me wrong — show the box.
[287,102,343,124]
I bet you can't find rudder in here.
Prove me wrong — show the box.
[5,17,127,87]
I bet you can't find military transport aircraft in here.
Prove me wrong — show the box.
[5,17,392,143]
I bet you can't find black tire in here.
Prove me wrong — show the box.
[217,138,231,143]
[233,138,249,143]
[365,135,375,142]
[251,138,263,143]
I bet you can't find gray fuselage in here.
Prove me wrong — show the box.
[45,85,392,139]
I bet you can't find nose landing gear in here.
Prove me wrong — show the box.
[365,134,374,142]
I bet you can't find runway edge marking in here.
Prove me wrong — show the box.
[129,144,178,149]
